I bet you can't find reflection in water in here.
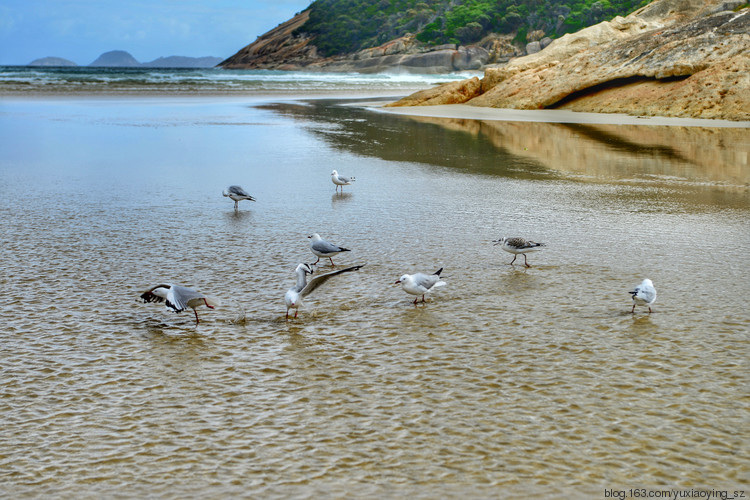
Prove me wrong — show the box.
[260,99,750,208]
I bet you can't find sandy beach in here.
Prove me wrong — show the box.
[370,101,750,128]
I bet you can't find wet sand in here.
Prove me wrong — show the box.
[2,95,748,498]
[371,102,750,128]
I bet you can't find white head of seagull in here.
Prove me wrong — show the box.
[331,170,355,193]
[630,278,657,314]
[308,233,351,266]
[222,185,256,211]
[395,268,446,304]
[493,236,545,268]
[139,283,219,325]
[285,262,365,319]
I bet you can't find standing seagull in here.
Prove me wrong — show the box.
[308,233,351,266]
[222,185,256,211]
[493,237,545,268]
[395,268,446,304]
[331,170,355,193]
[630,278,657,313]
[285,262,365,319]
[139,284,219,325]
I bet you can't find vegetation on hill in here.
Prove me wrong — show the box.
[296,0,652,56]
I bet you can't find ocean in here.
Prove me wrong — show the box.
[0,65,480,94]
[1,67,748,498]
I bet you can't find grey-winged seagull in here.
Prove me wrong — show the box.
[331,170,355,193]
[139,284,219,324]
[395,268,446,304]
[308,233,351,266]
[285,262,365,319]
[223,185,256,211]
[493,237,545,267]
[630,278,657,313]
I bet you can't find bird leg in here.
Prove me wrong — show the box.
[523,254,531,268]
[421,294,426,303]
[193,309,200,325]
[234,201,238,211]
[413,297,419,305]
[648,307,652,314]
[312,257,320,265]
[631,304,636,313]
[509,255,517,266]
[294,310,298,318]
[202,299,215,309]
[328,257,335,266]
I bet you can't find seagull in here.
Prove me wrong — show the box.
[493,237,545,267]
[630,278,657,313]
[285,262,365,319]
[139,284,219,324]
[331,170,355,193]
[395,268,446,304]
[222,185,256,211]
[308,233,351,266]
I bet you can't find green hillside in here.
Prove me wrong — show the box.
[297,0,652,56]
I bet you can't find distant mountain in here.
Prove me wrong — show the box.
[83,51,222,68]
[28,57,77,67]
[89,50,140,67]
[141,56,223,68]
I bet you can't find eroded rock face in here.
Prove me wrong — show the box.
[470,6,750,121]
[390,0,750,121]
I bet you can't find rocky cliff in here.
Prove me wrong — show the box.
[219,11,510,73]
[387,0,750,121]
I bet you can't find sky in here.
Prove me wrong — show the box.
[0,0,313,65]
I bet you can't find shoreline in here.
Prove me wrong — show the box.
[3,90,749,128]
[368,102,750,129]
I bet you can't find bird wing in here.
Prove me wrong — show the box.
[228,185,248,196]
[640,286,656,303]
[140,284,170,304]
[312,240,348,254]
[413,273,440,291]
[338,175,353,183]
[166,285,205,313]
[300,264,365,297]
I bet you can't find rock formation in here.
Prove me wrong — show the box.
[28,57,77,67]
[219,14,500,73]
[387,0,750,121]
[89,50,141,67]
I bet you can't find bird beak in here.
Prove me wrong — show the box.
[394,280,401,284]
[492,240,501,245]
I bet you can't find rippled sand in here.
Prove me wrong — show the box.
[1,97,748,498]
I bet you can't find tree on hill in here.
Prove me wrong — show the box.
[295,0,652,56]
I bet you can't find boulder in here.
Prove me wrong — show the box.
[385,77,483,106]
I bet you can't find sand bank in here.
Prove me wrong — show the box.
[369,102,750,129]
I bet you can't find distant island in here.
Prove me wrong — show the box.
[28,50,223,68]
[28,57,78,67]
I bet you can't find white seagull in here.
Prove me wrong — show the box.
[139,284,219,324]
[630,278,657,313]
[222,185,256,211]
[331,170,355,193]
[395,268,446,304]
[284,262,365,319]
[493,237,545,267]
[308,233,351,266]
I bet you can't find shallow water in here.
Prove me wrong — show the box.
[1,96,748,498]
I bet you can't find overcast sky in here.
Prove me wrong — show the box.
[0,0,313,65]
